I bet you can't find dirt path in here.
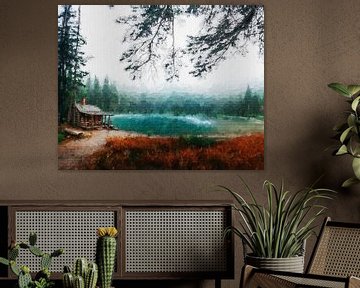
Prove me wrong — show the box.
[58,129,141,169]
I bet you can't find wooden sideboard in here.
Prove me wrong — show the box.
[0,201,234,288]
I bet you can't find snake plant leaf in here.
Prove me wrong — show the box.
[342,177,360,188]
[351,96,360,111]
[347,85,360,97]
[328,83,351,97]
[336,145,348,155]
[340,127,353,143]
[352,157,360,179]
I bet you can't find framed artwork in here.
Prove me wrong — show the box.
[58,5,264,170]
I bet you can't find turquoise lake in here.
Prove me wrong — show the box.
[111,114,264,137]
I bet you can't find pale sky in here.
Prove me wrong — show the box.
[77,5,264,94]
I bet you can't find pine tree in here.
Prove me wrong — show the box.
[109,83,119,112]
[243,85,252,117]
[250,94,261,117]
[85,76,92,103]
[102,76,111,111]
[92,76,102,108]
[58,5,88,123]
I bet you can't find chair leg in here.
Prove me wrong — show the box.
[240,265,255,288]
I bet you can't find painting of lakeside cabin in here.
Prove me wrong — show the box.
[58,5,264,170]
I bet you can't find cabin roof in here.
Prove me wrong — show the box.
[75,102,107,115]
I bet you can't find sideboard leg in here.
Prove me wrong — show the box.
[215,278,221,288]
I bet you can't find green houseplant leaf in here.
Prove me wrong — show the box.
[328,83,352,97]
[352,157,360,179]
[328,83,360,98]
[349,135,360,156]
[329,82,360,186]
[347,114,356,128]
[336,145,348,155]
[340,127,352,143]
[347,85,360,97]
[351,96,360,111]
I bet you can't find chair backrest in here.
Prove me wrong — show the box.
[307,217,360,277]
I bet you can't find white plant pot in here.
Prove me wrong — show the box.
[245,254,305,273]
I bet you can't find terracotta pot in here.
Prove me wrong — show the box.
[245,254,304,273]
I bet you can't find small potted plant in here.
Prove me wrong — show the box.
[328,82,360,187]
[62,258,98,288]
[0,232,64,288]
[221,179,334,272]
[96,227,118,288]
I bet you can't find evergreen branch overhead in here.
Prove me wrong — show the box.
[117,5,264,81]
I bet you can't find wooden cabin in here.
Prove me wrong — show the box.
[70,98,112,129]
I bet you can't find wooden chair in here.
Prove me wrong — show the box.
[241,217,360,288]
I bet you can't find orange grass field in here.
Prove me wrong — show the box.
[84,133,264,170]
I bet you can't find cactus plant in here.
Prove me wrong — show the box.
[63,272,74,288]
[35,268,51,282]
[85,262,98,288]
[41,253,52,270]
[73,275,85,288]
[0,257,9,266]
[62,259,98,288]
[29,246,44,257]
[9,247,19,260]
[10,260,21,276]
[19,268,32,288]
[74,258,88,279]
[96,227,118,288]
[51,249,64,258]
[0,232,63,288]
[64,265,72,273]
[29,232,37,246]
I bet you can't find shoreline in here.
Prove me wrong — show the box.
[58,128,144,170]
[58,127,264,170]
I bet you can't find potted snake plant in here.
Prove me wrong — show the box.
[328,83,360,187]
[222,179,334,273]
